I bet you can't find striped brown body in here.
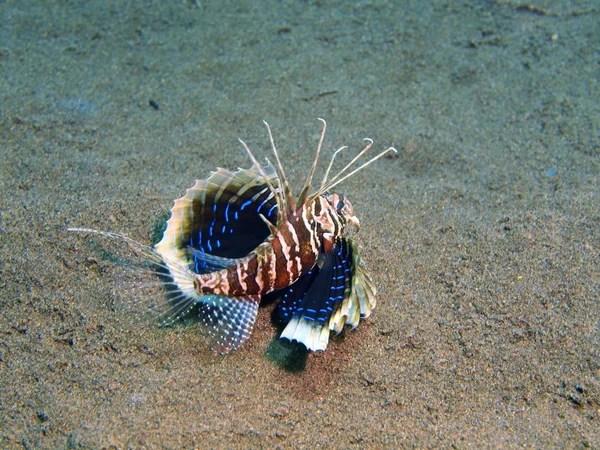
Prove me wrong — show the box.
[196,195,346,298]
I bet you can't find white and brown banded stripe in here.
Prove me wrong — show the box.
[269,207,318,291]
[196,203,322,298]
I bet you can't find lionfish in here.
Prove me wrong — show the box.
[70,119,395,353]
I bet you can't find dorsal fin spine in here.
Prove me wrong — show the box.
[320,145,348,190]
[238,138,284,226]
[263,121,296,215]
[310,141,398,201]
[297,117,327,207]
[317,138,374,195]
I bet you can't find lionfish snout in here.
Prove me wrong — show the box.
[347,215,360,233]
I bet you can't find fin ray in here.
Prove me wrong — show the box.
[199,295,259,354]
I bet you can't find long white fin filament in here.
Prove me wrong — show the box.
[310,140,397,201]
[67,227,199,306]
[238,138,284,224]
[67,228,161,263]
[263,120,296,213]
[297,117,327,206]
[320,145,348,190]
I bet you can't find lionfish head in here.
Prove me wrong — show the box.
[325,193,360,233]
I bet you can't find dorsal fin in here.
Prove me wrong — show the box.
[241,119,397,217]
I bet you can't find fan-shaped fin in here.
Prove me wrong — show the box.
[155,162,281,275]
[277,238,376,351]
[329,238,376,333]
[199,294,259,354]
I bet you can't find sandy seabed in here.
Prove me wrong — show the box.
[1,1,598,448]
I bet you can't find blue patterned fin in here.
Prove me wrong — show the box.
[277,243,349,323]
[277,238,355,350]
[198,294,259,354]
[155,163,281,275]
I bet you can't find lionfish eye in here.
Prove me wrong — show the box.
[336,201,345,211]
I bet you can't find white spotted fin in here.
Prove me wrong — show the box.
[197,294,260,354]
